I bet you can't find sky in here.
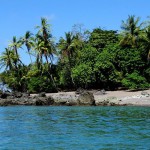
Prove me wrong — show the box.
[0,0,150,65]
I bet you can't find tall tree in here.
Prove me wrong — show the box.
[0,48,16,71]
[58,31,84,88]
[35,17,57,89]
[9,36,23,69]
[142,26,150,61]
[89,28,118,51]
[120,15,143,47]
[21,31,34,63]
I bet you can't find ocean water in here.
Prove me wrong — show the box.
[0,106,150,150]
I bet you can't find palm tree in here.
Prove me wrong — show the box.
[36,18,56,64]
[141,26,150,61]
[9,36,22,58]
[36,17,51,41]
[21,31,34,63]
[35,18,57,89]
[59,32,77,61]
[9,36,24,69]
[58,32,80,87]
[33,35,44,71]
[0,48,16,71]
[120,15,143,47]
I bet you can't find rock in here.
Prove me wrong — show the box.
[13,92,23,98]
[94,89,106,95]
[35,96,54,106]
[52,94,78,106]
[75,88,84,94]
[38,92,46,97]
[0,93,8,99]
[96,96,119,106]
[77,91,95,106]
[22,92,30,98]
[0,99,18,106]
[0,91,13,99]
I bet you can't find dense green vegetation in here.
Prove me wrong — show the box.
[0,15,150,93]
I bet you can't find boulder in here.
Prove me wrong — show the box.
[0,93,8,99]
[52,94,78,106]
[35,96,54,106]
[13,92,23,98]
[0,99,18,106]
[77,91,95,106]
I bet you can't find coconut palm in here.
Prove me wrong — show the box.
[0,48,16,70]
[36,17,51,41]
[58,32,80,87]
[9,36,22,58]
[21,31,34,63]
[141,26,150,61]
[9,36,24,68]
[36,18,56,64]
[120,15,143,47]
[35,18,57,89]
[58,32,76,61]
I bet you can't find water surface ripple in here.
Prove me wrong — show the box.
[0,106,150,149]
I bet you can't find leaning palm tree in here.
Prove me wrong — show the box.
[120,15,143,47]
[21,31,34,63]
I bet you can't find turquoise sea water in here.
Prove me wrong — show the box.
[0,106,150,150]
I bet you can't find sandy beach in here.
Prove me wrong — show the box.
[45,89,150,106]
[1,89,149,106]
[93,89,150,106]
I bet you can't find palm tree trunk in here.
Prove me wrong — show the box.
[45,55,58,91]
[68,54,76,88]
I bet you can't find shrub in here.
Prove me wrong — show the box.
[122,72,149,90]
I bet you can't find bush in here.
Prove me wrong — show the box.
[27,76,56,93]
[122,72,149,90]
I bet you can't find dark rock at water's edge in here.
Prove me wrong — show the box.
[0,90,96,106]
[77,91,95,106]
[35,96,54,106]
[0,91,53,106]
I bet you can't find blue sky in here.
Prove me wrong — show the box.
[0,0,150,65]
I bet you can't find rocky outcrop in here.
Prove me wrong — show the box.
[34,96,54,106]
[51,93,78,106]
[0,92,54,106]
[95,96,123,106]
[77,91,95,106]
[0,91,96,106]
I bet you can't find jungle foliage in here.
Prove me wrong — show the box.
[0,15,150,92]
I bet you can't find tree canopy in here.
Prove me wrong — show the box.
[0,16,150,92]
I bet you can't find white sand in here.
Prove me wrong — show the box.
[32,89,150,106]
[93,89,150,106]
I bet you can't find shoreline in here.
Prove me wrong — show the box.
[32,89,150,106]
[0,89,150,106]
